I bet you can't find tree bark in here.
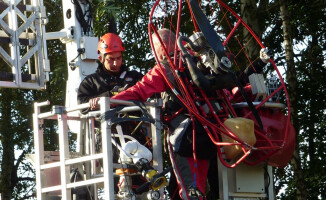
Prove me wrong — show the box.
[240,0,261,59]
[0,13,15,199]
[240,0,268,59]
[279,0,307,199]
[0,88,14,199]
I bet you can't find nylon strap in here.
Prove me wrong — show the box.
[99,100,155,125]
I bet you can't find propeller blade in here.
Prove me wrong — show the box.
[189,0,225,58]
[188,0,264,130]
[230,72,264,130]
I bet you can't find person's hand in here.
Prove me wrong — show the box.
[89,97,100,110]
[260,47,273,63]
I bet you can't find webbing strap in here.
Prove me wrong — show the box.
[99,100,155,125]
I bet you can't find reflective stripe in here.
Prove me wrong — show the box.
[119,70,127,79]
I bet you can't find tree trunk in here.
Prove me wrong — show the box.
[240,0,263,59]
[0,88,14,199]
[279,0,307,199]
[0,13,15,198]
[306,13,321,199]
[308,35,318,171]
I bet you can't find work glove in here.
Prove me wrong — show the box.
[260,47,273,63]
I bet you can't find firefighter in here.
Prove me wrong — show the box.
[77,33,143,113]
[77,33,148,194]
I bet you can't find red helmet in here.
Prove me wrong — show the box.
[97,33,125,55]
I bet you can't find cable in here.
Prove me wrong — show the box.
[69,48,85,70]
[71,0,94,35]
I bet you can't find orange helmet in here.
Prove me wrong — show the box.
[97,33,125,56]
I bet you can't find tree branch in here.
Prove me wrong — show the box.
[17,177,35,182]
[14,150,27,169]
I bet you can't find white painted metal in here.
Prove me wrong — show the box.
[33,101,49,200]
[32,98,164,199]
[80,36,99,60]
[61,0,98,135]
[9,0,21,87]
[149,98,165,198]
[99,97,115,199]
[218,155,229,200]
[267,166,275,199]
[57,111,71,200]
[0,0,49,89]
[235,164,265,193]
[150,98,163,172]
[218,159,275,200]
[0,0,99,91]
[249,73,268,101]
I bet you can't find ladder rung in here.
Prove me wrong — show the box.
[229,192,267,198]
[41,177,105,193]
[65,153,104,165]
[0,72,37,82]
[0,37,30,45]
[67,177,105,189]
[40,153,104,170]
[40,162,60,170]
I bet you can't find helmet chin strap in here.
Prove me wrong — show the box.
[101,53,107,64]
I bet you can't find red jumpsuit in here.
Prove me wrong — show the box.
[112,64,210,200]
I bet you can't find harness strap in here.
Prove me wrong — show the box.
[99,100,155,125]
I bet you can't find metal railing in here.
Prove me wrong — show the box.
[32,97,164,200]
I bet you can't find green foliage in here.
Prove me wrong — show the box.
[115,0,156,72]
[92,0,156,73]
[289,1,326,199]
[92,0,120,37]
[263,0,326,199]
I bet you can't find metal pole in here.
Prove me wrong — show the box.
[58,110,72,200]
[149,98,163,172]
[100,97,115,199]
[8,0,21,87]
[33,102,46,200]
[149,98,164,198]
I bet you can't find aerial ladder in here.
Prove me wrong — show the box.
[0,0,284,199]
[0,0,49,89]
